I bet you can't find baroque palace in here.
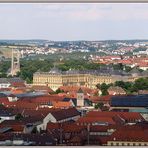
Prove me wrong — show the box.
[33,67,145,91]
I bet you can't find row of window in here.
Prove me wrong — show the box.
[34,76,113,83]
[110,142,148,146]
[34,78,62,83]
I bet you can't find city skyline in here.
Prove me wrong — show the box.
[1,3,148,40]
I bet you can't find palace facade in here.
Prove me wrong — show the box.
[33,68,140,91]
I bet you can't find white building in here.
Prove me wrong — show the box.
[77,88,84,107]
[37,108,80,132]
[0,78,11,89]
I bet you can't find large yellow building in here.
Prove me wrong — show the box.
[33,68,138,91]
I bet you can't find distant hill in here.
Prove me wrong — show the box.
[0,39,48,46]
[100,39,148,44]
[1,39,148,45]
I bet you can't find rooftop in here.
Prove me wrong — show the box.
[111,94,148,107]
[51,107,80,121]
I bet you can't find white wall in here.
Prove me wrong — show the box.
[0,83,10,88]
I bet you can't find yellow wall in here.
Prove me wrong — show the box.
[107,141,148,146]
[33,73,137,91]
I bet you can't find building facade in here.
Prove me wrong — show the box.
[33,68,140,91]
[107,141,148,146]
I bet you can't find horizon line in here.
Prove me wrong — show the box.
[1,39,148,42]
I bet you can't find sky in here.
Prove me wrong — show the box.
[1,3,148,41]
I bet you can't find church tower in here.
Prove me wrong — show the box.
[10,49,20,76]
[77,88,84,107]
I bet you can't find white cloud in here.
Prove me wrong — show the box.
[1,4,148,23]
[30,3,148,21]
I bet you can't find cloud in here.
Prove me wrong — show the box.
[30,3,148,21]
[64,3,148,21]
[1,3,148,40]
[1,3,148,22]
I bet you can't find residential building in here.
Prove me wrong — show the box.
[107,86,126,95]
[105,125,148,146]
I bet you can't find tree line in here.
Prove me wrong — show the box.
[96,77,148,95]
[0,59,146,85]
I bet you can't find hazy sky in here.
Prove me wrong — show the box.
[1,3,148,41]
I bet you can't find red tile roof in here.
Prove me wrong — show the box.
[50,107,80,121]
[108,86,126,95]
[58,93,67,97]
[11,88,26,94]
[3,101,39,110]
[89,95,113,103]
[0,97,9,104]
[52,101,72,109]
[77,117,116,125]
[46,122,60,131]
[108,125,148,142]
[0,120,25,132]
[119,112,144,122]
[10,82,26,88]
[30,95,64,104]
[0,88,11,91]
[63,123,86,133]
[118,59,133,65]
[21,109,54,117]
[85,111,144,124]
[90,125,112,132]
[138,62,148,67]
[32,85,54,94]
[59,86,98,95]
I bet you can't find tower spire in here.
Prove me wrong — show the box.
[10,49,20,76]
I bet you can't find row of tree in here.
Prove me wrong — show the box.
[0,59,146,85]
[96,77,148,95]
[0,59,106,83]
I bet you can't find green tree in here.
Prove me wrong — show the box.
[112,63,124,70]
[55,88,64,94]
[102,89,109,96]
[124,66,132,72]
[134,77,148,90]
[100,83,111,96]
[0,73,7,78]
[94,102,104,109]
[115,81,126,88]
[15,113,23,120]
